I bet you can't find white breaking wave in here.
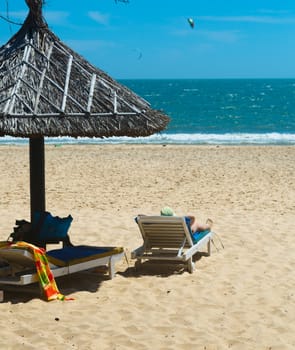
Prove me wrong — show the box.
[1,133,295,145]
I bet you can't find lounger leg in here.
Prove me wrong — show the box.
[0,290,4,302]
[108,257,115,279]
[187,257,195,273]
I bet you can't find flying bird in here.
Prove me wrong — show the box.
[134,48,142,60]
[187,18,195,29]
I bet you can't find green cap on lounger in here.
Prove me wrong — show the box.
[160,207,175,216]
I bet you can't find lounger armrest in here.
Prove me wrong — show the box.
[184,232,212,259]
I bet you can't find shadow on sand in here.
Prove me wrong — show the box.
[118,251,209,278]
[0,268,110,304]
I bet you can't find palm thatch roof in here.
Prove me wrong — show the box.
[0,0,169,138]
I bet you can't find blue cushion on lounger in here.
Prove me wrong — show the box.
[32,211,73,241]
[46,246,124,266]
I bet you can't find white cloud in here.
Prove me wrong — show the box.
[1,10,70,25]
[88,11,110,26]
[201,30,241,43]
[258,9,291,15]
[66,39,116,52]
[171,26,241,44]
[43,11,70,25]
[4,11,27,19]
[199,15,295,24]
[0,10,27,24]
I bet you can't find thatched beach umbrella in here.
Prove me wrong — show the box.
[0,0,169,221]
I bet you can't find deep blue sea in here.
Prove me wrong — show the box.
[2,79,295,145]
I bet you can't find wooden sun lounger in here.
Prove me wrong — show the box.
[0,245,124,286]
[131,215,212,273]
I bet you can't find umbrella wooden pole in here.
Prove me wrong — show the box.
[29,136,45,222]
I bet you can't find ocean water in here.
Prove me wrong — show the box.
[2,79,295,145]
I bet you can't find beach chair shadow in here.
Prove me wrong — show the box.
[0,271,108,303]
[120,259,189,278]
[0,211,124,300]
[131,215,212,274]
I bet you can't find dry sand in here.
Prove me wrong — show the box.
[0,144,294,349]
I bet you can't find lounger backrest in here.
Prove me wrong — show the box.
[136,216,194,249]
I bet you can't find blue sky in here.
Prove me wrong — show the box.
[1,0,295,79]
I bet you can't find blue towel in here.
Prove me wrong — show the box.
[185,217,210,243]
[192,230,211,244]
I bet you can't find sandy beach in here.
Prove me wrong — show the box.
[0,144,294,349]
